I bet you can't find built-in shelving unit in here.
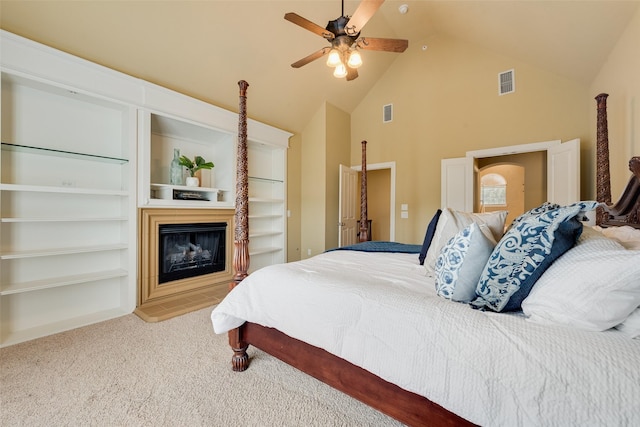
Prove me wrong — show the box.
[0,72,136,347]
[0,29,291,346]
[247,142,287,272]
[138,111,236,208]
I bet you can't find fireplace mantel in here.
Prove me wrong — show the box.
[136,208,234,322]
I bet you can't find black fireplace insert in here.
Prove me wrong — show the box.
[158,222,226,284]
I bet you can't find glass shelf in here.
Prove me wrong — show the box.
[248,176,284,184]
[1,142,128,164]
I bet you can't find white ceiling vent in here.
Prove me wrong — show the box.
[383,104,393,123]
[498,69,515,95]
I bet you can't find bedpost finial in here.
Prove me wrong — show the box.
[595,93,609,109]
[238,80,249,97]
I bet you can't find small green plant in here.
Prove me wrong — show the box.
[178,155,214,177]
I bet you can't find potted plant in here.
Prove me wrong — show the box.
[178,155,214,187]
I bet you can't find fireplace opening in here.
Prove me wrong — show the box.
[158,222,226,284]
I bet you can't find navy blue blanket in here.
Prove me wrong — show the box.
[326,241,421,254]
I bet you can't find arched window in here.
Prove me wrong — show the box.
[481,173,507,206]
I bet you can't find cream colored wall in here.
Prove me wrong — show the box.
[590,7,640,199]
[300,105,326,259]
[299,102,350,257]
[324,103,351,250]
[351,34,591,244]
[287,133,302,262]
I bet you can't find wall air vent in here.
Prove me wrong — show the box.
[383,104,393,123]
[499,69,515,95]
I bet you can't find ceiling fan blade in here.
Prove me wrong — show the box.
[346,67,359,81]
[284,12,335,40]
[291,48,330,68]
[357,37,408,53]
[345,0,385,36]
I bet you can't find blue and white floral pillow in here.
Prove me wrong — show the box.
[435,223,496,303]
[471,201,599,312]
[506,201,560,231]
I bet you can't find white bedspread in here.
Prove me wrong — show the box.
[211,250,640,426]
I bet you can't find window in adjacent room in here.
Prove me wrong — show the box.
[481,173,507,207]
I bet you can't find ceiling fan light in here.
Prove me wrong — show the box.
[326,49,342,67]
[347,50,363,69]
[333,63,348,78]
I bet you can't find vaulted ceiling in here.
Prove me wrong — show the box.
[1,1,638,133]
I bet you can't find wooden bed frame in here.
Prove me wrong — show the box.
[226,82,639,426]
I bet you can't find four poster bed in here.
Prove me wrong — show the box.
[211,83,640,426]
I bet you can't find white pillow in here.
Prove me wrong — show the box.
[424,209,507,272]
[434,223,496,303]
[615,307,640,339]
[522,227,640,331]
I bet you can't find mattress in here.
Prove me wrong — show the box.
[211,250,640,426]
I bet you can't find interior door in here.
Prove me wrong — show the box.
[547,138,580,205]
[338,164,358,247]
[441,157,474,211]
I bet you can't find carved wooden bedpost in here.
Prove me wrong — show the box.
[359,140,369,242]
[596,93,611,225]
[229,80,250,371]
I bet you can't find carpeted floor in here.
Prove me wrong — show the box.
[0,306,404,426]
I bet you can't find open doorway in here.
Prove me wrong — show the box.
[478,163,525,226]
[442,139,579,213]
[358,168,391,241]
[339,162,395,246]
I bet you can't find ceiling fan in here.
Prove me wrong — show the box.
[285,0,408,81]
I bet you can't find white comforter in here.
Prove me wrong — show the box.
[211,250,640,426]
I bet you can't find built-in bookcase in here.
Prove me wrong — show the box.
[0,29,291,346]
[137,111,235,208]
[0,73,137,347]
[248,141,287,272]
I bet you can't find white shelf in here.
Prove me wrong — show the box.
[249,246,282,256]
[1,217,128,223]
[250,231,283,238]
[150,183,225,201]
[0,244,128,260]
[0,183,128,196]
[249,214,282,219]
[0,269,128,295]
[249,197,285,203]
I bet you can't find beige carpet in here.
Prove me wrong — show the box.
[0,307,403,426]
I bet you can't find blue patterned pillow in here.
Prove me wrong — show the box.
[419,209,442,265]
[435,223,496,303]
[506,202,560,231]
[471,201,599,312]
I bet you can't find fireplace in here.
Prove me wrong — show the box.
[158,222,226,284]
[136,208,234,322]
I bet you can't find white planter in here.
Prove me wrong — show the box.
[185,177,199,187]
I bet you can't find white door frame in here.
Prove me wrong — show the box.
[445,140,566,211]
[352,161,396,242]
